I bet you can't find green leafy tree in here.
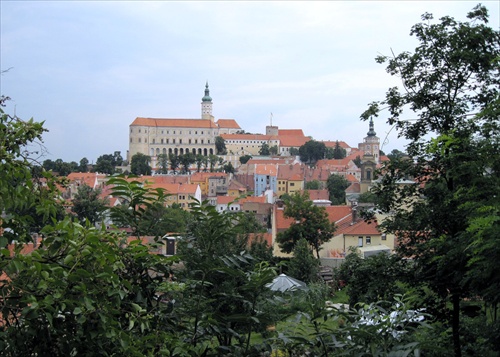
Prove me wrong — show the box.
[289,147,300,156]
[269,145,279,155]
[176,201,276,353]
[94,154,115,175]
[71,184,109,225]
[288,238,320,284]
[208,154,219,172]
[78,157,89,172]
[326,174,350,205]
[130,153,152,176]
[357,190,377,204]
[168,153,180,173]
[223,161,235,173]
[304,180,321,190]
[179,152,195,174]
[387,149,406,161]
[353,155,362,168]
[332,140,346,159]
[259,142,270,155]
[239,154,252,165]
[157,153,169,174]
[299,140,326,166]
[361,5,500,356]
[194,154,204,172]
[215,135,227,155]
[277,191,336,258]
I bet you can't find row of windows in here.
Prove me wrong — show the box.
[131,138,211,144]
[132,128,207,135]
[150,147,215,156]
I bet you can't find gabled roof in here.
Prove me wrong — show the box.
[131,117,218,128]
[217,196,238,205]
[190,172,227,182]
[255,164,278,176]
[304,189,329,201]
[216,119,241,129]
[278,129,304,136]
[278,163,304,180]
[279,135,310,147]
[67,172,104,188]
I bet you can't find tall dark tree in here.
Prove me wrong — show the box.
[298,140,326,166]
[130,153,152,176]
[258,142,270,156]
[215,136,227,155]
[179,152,195,174]
[94,154,115,175]
[332,141,346,159]
[157,154,169,174]
[326,174,350,205]
[288,238,320,284]
[168,153,180,173]
[362,5,500,356]
[79,157,89,172]
[239,154,252,165]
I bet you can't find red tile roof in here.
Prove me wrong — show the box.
[255,164,278,176]
[278,129,304,136]
[216,119,241,129]
[131,117,218,128]
[279,135,310,147]
[305,189,330,201]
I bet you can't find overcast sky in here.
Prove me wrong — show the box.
[2,1,499,163]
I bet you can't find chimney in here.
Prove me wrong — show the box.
[352,206,358,225]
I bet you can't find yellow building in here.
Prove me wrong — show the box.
[128,83,241,166]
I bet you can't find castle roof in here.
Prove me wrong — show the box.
[131,117,218,129]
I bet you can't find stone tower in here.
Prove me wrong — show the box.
[358,117,380,164]
[201,81,213,121]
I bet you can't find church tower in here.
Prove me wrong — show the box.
[201,81,213,121]
[358,117,380,164]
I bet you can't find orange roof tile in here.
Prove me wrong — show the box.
[255,164,278,176]
[131,117,218,128]
[216,119,241,129]
[305,189,330,201]
[279,135,310,147]
[278,129,304,136]
[216,196,238,205]
[346,174,358,182]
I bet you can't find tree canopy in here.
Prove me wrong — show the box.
[130,153,152,176]
[298,140,326,166]
[276,191,336,258]
[362,5,500,356]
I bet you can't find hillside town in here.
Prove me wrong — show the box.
[42,82,395,262]
[1,4,499,355]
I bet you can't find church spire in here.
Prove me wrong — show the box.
[201,81,213,120]
[367,117,377,137]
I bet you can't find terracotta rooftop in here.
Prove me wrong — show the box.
[278,129,305,136]
[279,135,310,147]
[131,117,218,128]
[321,140,352,149]
[255,164,278,176]
[220,133,274,141]
[216,119,241,129]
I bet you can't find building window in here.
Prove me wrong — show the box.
[138,138,141,143]
[173,131,176,134]
[381,234,387,241]
[130,138,132,143]
[195,139,198,144]
[139,129,141,133]
[358,237,363,247]
[179,139,182,144]
[366,236,371,245]
[201,139,204,144]
[173,139,176,144]
[290,183,295,187]
[152,139,155,144]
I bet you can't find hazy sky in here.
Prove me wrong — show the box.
[2,1,499,163]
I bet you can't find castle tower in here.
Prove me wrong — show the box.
[201,81,213,120]
[358,117,380,164]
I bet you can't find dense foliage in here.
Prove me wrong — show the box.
[362,5,500,356]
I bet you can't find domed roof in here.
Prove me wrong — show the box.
[202,81,212,102]
[367,118,377,137]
